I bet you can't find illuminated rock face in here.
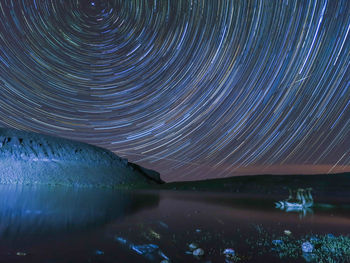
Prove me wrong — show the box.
[0,128,163,187]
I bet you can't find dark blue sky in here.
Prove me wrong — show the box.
[0,0,349,181]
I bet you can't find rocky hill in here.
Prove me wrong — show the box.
[0,128,163,188]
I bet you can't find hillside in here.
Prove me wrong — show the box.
[0,128,163,188]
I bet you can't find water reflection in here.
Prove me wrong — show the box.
[0,187,349,262]
[117,190,350,262]
[275,188,314,217]
[0,185,159,239]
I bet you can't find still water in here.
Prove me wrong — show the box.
[0,185,349,262]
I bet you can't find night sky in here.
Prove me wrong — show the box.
[0,0,349,182]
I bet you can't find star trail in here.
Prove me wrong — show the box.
[0,0,349,181]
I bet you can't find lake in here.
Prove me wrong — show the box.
[0,185,349,262]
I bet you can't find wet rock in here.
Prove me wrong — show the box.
[148,229,161,239]
[188,242,199,251]
[310,236,319,242]
[272,239,283,246]
[223,248,235,258]
[158,221,169,229]
[284,230,292,236]
[115,236,128,244]
[193,248,205,256]
[301,242,314,253]
[158,250,170,260]
[115,237,168,261]
[95,250,104,255]
[131,244,159,255]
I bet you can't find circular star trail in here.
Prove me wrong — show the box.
[0,0,349,181]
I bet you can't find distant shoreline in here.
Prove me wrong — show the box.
[161,172,350,199]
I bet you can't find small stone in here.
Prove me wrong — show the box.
[310,236,319,242]
[16,252,27,256]
[159,221,169,229]
[149,229,161,239]
[131,244,158,255]
[188,243,199,251]
[158,250,169,260]
[301,242,314,253]
[272,239,283,246]
[195,229,201,233]
[193,248,204,256]
[284,230,292,236]
[115,236,127,244]
[327,233,335,239]
[95,250,104,255]
[223,248,235,258]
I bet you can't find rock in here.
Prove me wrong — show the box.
[132,244,168,260]
[131,244,159,255]
[284,230,292,236]
[158,221,169,229]
[129,163,164,184]
[16,252,27,256]
[95,250,104,255]
[0,128,162,188]
[158,250,169,260]
[115,237,168,261]
[188,243,199,251]
[223,248,235,258]
[115,236,128,244]
[160,260,170,263]
[310,236,319,242]
[272,239,283,246]
[193,248,204,256]
[301,242,314,253]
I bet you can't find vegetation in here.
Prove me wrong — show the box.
[262,232,350,262]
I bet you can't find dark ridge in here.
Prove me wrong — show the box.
[162,172,350,199]
[129,162,165,184]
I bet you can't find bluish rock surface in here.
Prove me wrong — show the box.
[301,241,314,253]
[0,128,163,187]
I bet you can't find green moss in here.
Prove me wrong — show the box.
[259,233,350,262]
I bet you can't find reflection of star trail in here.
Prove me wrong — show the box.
[0,0,349,181]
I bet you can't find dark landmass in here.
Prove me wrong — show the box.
[162,172,350,200]
[0,128,164,188]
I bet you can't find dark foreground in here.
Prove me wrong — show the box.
[0,184,349,263]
